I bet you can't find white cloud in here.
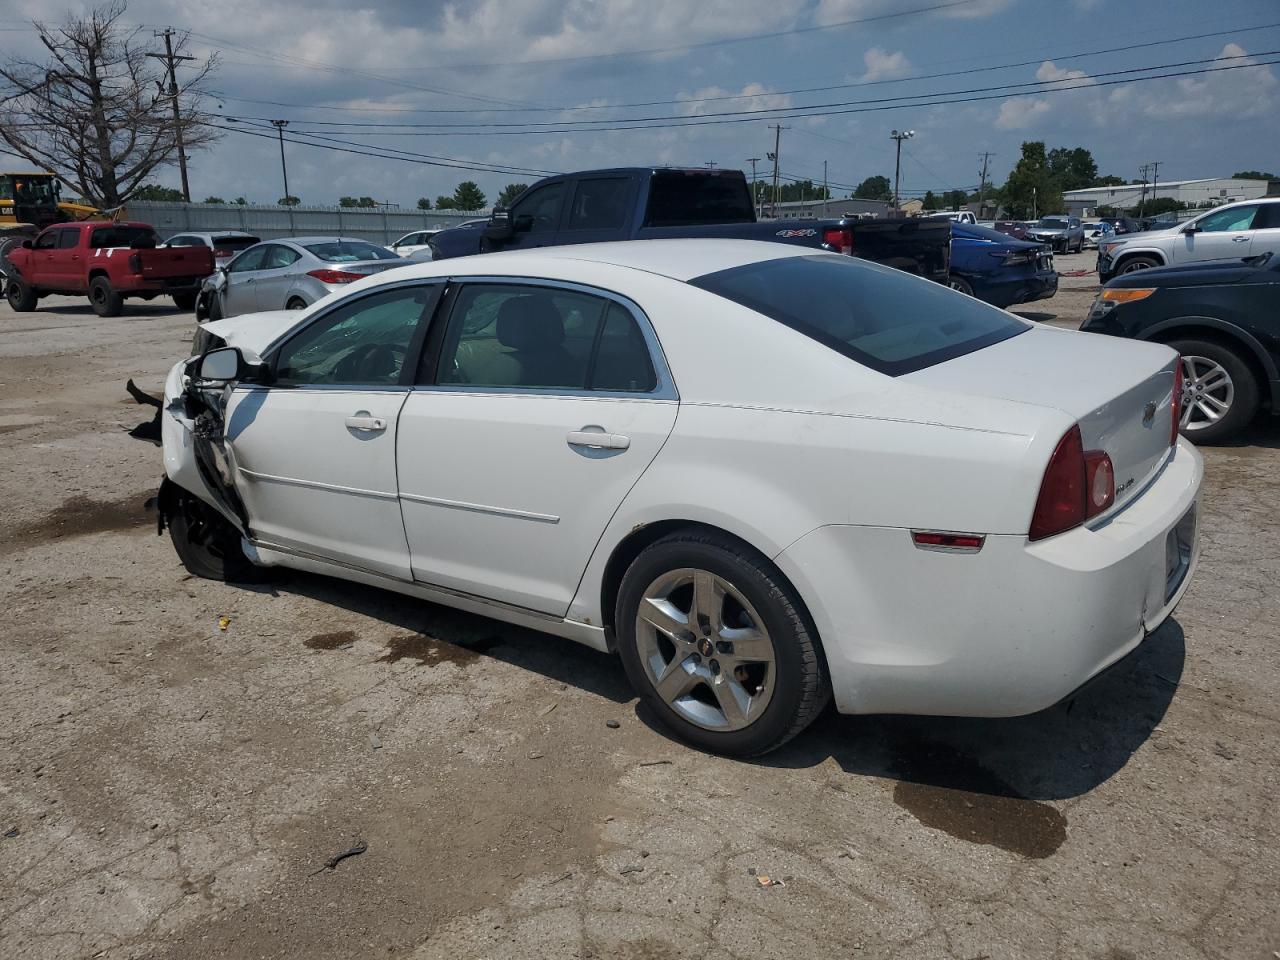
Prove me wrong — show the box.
[860,48,912,82]
[814,0,1013,25]
[1034,60,1095,88]
[994,96,1050,129]
[676,82,793,117]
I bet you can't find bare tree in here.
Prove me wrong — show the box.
[0,1,219,208]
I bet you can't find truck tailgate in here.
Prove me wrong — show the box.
[136,247,215,280]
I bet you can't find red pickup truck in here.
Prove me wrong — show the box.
[4,221,214,316]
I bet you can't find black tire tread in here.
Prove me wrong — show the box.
[6,277,37,311]
[168,490,271,583]
[89,276,123,317]
[617,528,830,757]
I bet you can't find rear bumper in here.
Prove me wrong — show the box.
[970,269,1058,308]
[774,438,1203,717]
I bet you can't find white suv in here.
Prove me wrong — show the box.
[1098,198,1280,280]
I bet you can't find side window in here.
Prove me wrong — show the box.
[273,285,438,387]
[34,231,59,250]
[262,245,301,269]
[510,182,565,234]
[1253,203,1280,230]
[167,235,193,247]
[564,178,630,231]
[434,284,657,393]
[1196,205,1259,233]
[57,229,79,250]
[228,247,268,272]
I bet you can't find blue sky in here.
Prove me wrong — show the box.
[4,0,1279,206]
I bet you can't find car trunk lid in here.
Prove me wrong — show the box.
[906,325,1178,513]
[136,246,215,279]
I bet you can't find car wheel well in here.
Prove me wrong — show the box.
[1146,325,1272,404]
[599,520,827,664]
[87,268,110,281]
[1114,251,1164,270]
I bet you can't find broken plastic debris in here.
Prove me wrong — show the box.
[756,875,785,888]
[218,617,230,631]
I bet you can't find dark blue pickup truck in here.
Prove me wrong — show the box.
[429,167,951,282]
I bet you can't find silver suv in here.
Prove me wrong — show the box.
[1026,215,1084,253]
[1098,198,1280,281]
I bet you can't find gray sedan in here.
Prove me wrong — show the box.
[199,237,408,321]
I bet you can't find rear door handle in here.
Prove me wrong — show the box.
[567,428,630,450]
[346,414,387,433]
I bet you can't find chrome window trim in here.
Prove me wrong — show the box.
[423,275,678,401]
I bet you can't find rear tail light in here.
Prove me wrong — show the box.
[1029,425,1115,541]
[128,252,142,273]
[993,249,1037,266]
[213,248,233,258]
[822,226,854,255]
[1170,358,1183,446]
[307,269,365,284]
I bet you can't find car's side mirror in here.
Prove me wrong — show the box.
[512,214,534,234]
[194,346,265,384]
[20,239,32,249]
[483,208,516,243]
[1181,223,1199,235]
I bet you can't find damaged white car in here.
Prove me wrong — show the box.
[157,239,1202,756]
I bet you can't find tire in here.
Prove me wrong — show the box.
[167,487,270,582]
[286,296,307,310]
[1168,338,1260,444]
[615,529,830,757]
[6,277,37,312]
[1118,255,1160,275]
[947,275,975,297]
[89,276,123,317]
[172,291,196,311]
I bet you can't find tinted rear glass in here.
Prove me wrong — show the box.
[213,236,260,251]
[302,240,399,262]
[89,226,156,248]
[690,254,1027,376]
[644,172,754,227]
[953,222,1019,243]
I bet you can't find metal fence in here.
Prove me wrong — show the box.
[123,201,489,244]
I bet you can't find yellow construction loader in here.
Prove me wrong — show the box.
[0,172,102,270]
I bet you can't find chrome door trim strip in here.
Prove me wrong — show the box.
[398,491,560,524]
[236,466,399,501]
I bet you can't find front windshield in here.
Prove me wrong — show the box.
[13,178,57,203]
[1037,218,1068,228]
[302,240,400,263]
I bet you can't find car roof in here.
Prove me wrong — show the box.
[274,236,381,244]
[380,239,815,284]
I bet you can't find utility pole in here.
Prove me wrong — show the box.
[705,161,717,169]
[823,160,829,218]
[746,157,761,217]
[1137,163,1151,217]
[147,29,196,202]
[977,151,993,218]
[767,124,788,218]
[1032,185,1038,220]
[1150,160,1161,214]
[890,129,915,214]
[271,120,291,201]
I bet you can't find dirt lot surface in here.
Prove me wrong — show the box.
[3,257,1278,960]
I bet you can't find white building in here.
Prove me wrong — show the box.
[1063,177,1273,216]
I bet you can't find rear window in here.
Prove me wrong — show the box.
[953,223,1019,243]
[690,254,1027,376]
[88,226,157,248]
[213,236,260,251]
[644,172,754,228]
[302,240,399,263]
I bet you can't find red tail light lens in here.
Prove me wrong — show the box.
[1170,358,1183,446]
[1029,426,1086,541]
[128,253,142,273]
[1030,425,1116,541]
[213,248,233,258]
[307,269,365,284]
[822,226,854,255]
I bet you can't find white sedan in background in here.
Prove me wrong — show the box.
[161,240,1201,756]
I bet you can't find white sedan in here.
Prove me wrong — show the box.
[160,239,1201,756]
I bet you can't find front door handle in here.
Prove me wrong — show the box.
[567,428,630,450]
[346,414,387,433]
[1231,236,1249,242]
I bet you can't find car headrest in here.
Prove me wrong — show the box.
[496,296,565,351]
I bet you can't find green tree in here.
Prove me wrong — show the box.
[852,175,892,201]
[942,189,968,210]
[278,195,301,206]
[921,190,939,210]
[416,196,431,210]
[233,197,246,205]
[1094,175,1126,187]
[338,196,377,208]
[1046,147,1098,192]
[1232,170,1277,180]
[1141,197,1185,216]
[132,184,184,201]
[497,182,529,207]
[202,196,225,204]
[452,181,487,210]
[435,195,457,210]
[1001,141,1062,219]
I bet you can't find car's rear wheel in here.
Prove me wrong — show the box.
[1169,338,1259,444]
[1118,255,1160,275]
[172,291,196,311]
[947,275,975,297]
[286,296,307,310]
[167,487,270,582]
[89,276,123,317]
[6,277,37,311]
[615,530,829,757]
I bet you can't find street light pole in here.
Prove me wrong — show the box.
[890,129,914,214]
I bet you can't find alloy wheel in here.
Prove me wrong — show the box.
[1180,354,1234,430]
[634,568,776,731]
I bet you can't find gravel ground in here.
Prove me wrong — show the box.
[2,258,1277,960]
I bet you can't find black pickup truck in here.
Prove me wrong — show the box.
[429,167,950,281]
